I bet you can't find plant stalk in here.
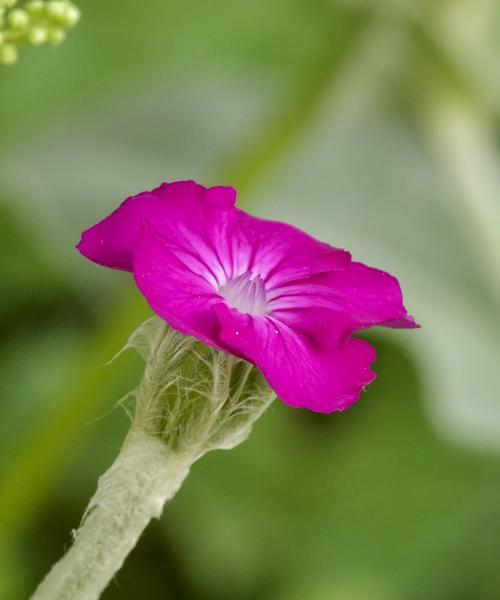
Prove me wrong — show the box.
[31,428,192,600]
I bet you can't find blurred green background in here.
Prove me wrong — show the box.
[1,0,500,598]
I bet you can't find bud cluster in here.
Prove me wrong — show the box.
[0,0,80,65]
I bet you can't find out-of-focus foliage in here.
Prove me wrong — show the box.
[1,0,499,598]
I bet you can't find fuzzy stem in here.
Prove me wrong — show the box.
[31,428,192,600]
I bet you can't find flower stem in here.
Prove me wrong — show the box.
[31,428,192,600]
[424,93,500,305]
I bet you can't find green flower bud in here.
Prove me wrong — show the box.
[26,0,46,17]
[46,26,64,45]
[45,0,65,19]
[28,25,47,45]
[60,1,80,27]
[0,42,18,64]
[7,7,29,29]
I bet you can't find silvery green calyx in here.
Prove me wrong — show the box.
[31,317,275,600]
[0,0,80,66]
[126,316,275,457]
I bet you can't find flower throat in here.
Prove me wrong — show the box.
[219,271,268,315]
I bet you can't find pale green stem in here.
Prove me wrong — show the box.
[31,428,192,600]
[424,93,500,306]
[405,0,500,305]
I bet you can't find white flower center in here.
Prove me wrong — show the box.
[219,271,268,315]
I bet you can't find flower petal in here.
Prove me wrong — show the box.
[76,180,236,272]
[77,179,350,288]
[231,210,351,285]
[215,304,377,413]
[132,226,225,349]
[269,306,355,349]
[269,261,418,330]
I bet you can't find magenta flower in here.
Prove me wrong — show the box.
[77,180,418,413]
